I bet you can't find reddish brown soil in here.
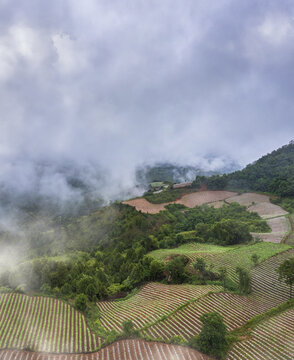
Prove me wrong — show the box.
[124,190,237,214]
[0,339,213,360]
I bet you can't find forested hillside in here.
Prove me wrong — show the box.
[193,141,294,197]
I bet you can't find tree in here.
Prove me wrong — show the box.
[74,293,88,312]
[166,256,187,284]
[122,320,136,336]
[276,258,294,299]
[251,253,260,266]
[236,267,251,294]
[196,312,227,359]
[194,258,206,272]
[219,267,227,290]
[212,219,252,245]
[149,260,164,281]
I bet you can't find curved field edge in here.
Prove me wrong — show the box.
[139,249,294,342]
[148,242,291,283]
[123,190,237,213]
[96,283,222,333]
[283,213,294,245]
[0,339,213,360]
[227,300,294,360]
[0,293,102,353]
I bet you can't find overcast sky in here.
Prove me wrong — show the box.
[0,0,294,198]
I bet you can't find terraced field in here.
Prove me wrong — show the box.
[142,249,294,341]
[124,190,237,214]
[149,242,291,282]
[97,282,221,332]
[227,308,294,360]
[0,294,102,353]
[252,215,290,243]
[0,339,212,360]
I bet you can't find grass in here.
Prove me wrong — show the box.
[149,242,291,282]
[144,188,195,204]
[149,243,235,261]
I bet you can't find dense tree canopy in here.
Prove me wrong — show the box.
[192,141,294,197]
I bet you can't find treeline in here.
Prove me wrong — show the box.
[192,141,294,198]
[0,202,268,302]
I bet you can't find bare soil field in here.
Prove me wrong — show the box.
[177,190,236,208]
[123,198,169,214]
[251,216,290,243]
[207,200,226,208]
[124,191,237,214]
[248,202,288,218]
[226,193,270,207]
[0,339,212,360]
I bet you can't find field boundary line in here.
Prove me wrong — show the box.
[138,289,222,333]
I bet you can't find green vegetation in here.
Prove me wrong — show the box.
[230,298,294,339]
[192,141,294,197]
[74,293,88,311]
[285,213,294,245]
[236,267,251,294]
[149,242,291,283]
[276,258,294,299]
[1,201,270,299]
[189,312,228,359]
[144,187,191,203]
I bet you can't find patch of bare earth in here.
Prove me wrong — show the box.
[248,202,288,218]
[252,216,290,243]
[226,192,270,207]
[207,200,226,208]
[176,190,237,208]
[124,191,237,214]
[123,198,169,214]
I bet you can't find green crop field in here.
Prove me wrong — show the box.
[149,242,291,282]
[228,308,294,359]
[0,294,102,353]
[97,282,221,333]
[142,249,294,341]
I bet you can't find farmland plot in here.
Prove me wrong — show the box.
[0,294,102,353]
[143,249,294,341]
[124,190,237,214]
[97,282,221,332]
[0,339,213,360]
[252,216,290,243]
[175,191,236,208]
[149,242,291,282]
[248,202,288,218]
[226,193,270,207]
[227,309,294,360]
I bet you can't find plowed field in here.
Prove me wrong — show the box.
[124,191,237,213]
[0,339,212,360]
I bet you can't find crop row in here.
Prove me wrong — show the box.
[97,282,220,332]
[0,339,212,360]
[227,309,294,360]
[142,249,294,341]
[142,292,267,340]
[0,294,102,353]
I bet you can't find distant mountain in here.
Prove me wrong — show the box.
[196,141,294,197]
[136,159,239,185]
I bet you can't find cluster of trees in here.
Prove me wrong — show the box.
[192,141,294,198]
[0,201,268,304]
[189,311,228,359]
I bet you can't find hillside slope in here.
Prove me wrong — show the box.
[194,141,294,197]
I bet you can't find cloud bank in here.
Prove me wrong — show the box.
[0,0,294,204]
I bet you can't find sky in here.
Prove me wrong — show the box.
[0,0,294,201]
